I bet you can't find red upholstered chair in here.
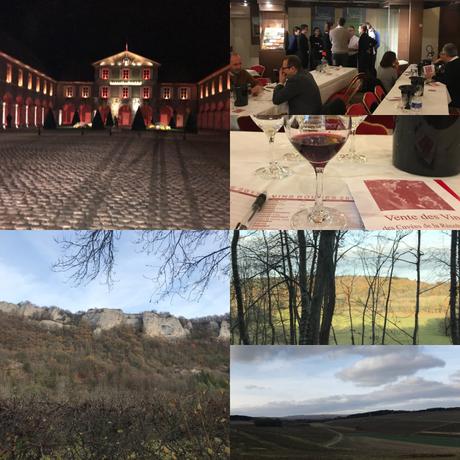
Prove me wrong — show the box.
[237,116,262,132]
[374,85,386,102]
[343,74,365,104]
[346,103,367,116]
[356,121,388,135]
[250,64,265,76]
[363,92,380,113]
[365,115,395,131]
[255,77,270,86]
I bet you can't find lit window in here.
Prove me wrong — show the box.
[6,63,12,83]
[101,68,109,80]
[122,87,129,99]
[205,85,209,98]
[143,68,151,80]
[18,69,23,87]
[200,85,203,99]
[43,80,47,95]
[142,87,151,99]
[49,84,53,96]
[36,78,41,93]
[218,75,223,93]
[65,86,73,98]
[179,87,189,100]
[28,73,33,89]
[122,69,130,80]
[227,72,231,90]
[101,86,109,98]
[82,86,90,98]
[162,87,171,99]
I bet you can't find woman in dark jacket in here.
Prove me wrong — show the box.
[310,27,324,69]
[323,21,333,65]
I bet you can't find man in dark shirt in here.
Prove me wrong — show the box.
[272,55,322,115]
[434,43,460,108]
[229,53,263,96]
[296,24,310,70]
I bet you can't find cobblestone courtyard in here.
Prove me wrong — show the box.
[0,130,229,229]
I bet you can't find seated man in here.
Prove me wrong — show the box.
[229,53,263,96]
[272,55,322,114]
[434,43,460,108]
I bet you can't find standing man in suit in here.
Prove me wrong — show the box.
[272,55,322,115]
[297,24,310,70]
[434,43,460,109]
[329,17,349,67]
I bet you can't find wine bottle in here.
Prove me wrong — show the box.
[393,116,460,177]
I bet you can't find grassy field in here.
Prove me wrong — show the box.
[231,410,460,459]
[231,276,452,345]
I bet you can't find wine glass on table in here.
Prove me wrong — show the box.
[250,112,294,180]
[337,116,366,163]
[285,115,350,228]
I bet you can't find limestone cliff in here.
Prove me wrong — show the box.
[0,301,229,340]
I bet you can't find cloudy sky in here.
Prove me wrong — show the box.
[231,346,460,417]
[0,231,228,317]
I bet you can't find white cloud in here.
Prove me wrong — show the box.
[336,349,445,386]
[233,377,460,416]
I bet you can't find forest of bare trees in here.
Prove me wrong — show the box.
[230,230,460,345]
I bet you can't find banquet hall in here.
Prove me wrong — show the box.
[230,0,460,117]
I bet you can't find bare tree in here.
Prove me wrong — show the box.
[53,230,230,303]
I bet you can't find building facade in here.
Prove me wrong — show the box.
[0,51,55,129]
[0,47,226,129]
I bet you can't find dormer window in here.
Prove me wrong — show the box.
[143,68,151,80]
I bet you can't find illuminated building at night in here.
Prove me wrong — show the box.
[1,45,229,130]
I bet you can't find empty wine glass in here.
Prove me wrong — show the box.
[338,116,366,162]
[250,113,294,179]
[285,115,350,228]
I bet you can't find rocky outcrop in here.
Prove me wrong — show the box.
[218,320,230,340]
[142,312,189,338]
[0,301,229,341]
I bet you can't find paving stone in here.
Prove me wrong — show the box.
[0,131,229,229]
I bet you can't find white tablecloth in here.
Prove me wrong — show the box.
[230,131,460,229]
[374,67,451,115]
[231,66,357,130]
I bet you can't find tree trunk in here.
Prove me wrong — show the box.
[298,230,310,344]
[450,231,459,344]
[231,230,250,345]
[307,231,336,344]
[413,230,421,345]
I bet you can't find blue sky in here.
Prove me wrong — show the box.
[0,231,228,317]
[231,346,460,416]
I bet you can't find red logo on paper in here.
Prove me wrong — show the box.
[364,180,454,211]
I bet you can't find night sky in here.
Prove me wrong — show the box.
[0,0,229,82]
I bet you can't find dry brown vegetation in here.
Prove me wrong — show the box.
[0,312,229,459]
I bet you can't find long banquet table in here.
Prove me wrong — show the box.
[231,66,357,130]
[373,67,451,115]
[230,131,460,229]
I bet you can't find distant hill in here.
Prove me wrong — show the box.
[231,407,460,423]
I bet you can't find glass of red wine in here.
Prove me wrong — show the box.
[285,115,350,228]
